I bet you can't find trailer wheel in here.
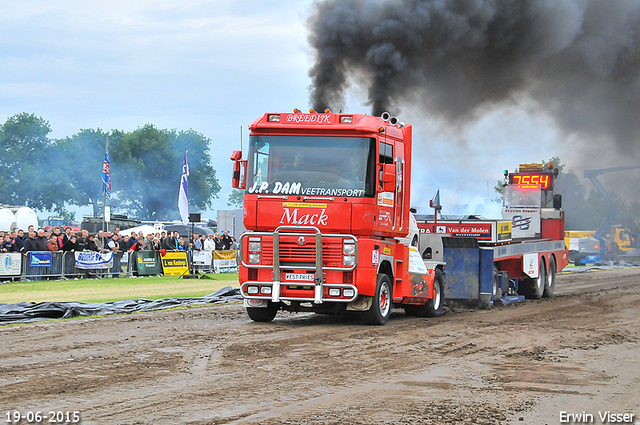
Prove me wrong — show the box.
[543,257,556,298]
[522,260,545,299]
[246,302,278,323]
[362,274,392,325]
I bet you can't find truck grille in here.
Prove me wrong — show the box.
[262,237,343,266]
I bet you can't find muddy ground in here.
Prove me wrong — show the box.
[1,268,639,425]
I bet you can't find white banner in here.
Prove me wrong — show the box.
[75,251,114,269]
[0,253,22,276]
[214,250,238,272]
[192,250,212,266]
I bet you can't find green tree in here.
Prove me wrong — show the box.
[56,128,118,216]
[109,125,220,220]
[228,189,244,208]
[0,113,68,210]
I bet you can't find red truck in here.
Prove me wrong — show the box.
[231,112,568,323]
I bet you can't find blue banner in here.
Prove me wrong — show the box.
[75,251,114,269]
[29,252,53,268]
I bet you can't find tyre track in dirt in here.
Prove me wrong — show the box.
[1,268,639,424]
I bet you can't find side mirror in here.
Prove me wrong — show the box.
[553,194,562,209]
[380,163,396,192]
[230,150,247,189]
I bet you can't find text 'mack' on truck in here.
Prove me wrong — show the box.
[231,111,569,324]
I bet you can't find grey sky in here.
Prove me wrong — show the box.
[3,0,633,220]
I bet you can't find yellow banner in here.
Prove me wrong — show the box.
[161,252,189,276]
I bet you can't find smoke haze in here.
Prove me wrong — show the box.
[307,0,640,156]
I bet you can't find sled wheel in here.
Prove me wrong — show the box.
[543,257,556,298]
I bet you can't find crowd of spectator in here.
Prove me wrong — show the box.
[1,226,237,255]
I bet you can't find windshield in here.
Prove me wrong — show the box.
[503,185,542,208]
[246,135,376,197]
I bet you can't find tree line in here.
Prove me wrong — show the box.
[0,113,221,221]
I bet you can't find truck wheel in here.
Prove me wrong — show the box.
[246,302,278,322]
[362,274,392,325]
[543,257,556,298]
[522,260,545,299]
[405,269,445,317]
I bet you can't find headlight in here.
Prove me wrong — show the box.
[260,286,272,295]
[249,242,261,252]
[247,286,259,294]
[343,243,356,255]
[343,288,355,297]
[249,253,261,263]
[328,288,341,297]
[343,256,355,266]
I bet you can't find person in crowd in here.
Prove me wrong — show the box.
[152,237,161,250]
[95,230,105,252]
[107,233,120,251]
[60,235,77,252]
[65,226,73,239]
[192,233,202,250]
[163,231,176,250]
[229,236,238,251]
[127,232,138,250]
[113,227,121,238]
[13,230,26,253]
[52,226,68,247]
[214,233,224,250]
[24,230,37,252]
[1,234,14,252]
[142,234,155,251]
[120,235,130,252]
[138,231,144,241]
[199,234,206,250]
[221,230,232,250]
[76,229,89,251]
[177,237,186,251]
[0,231,4,241]
[86,234,99,251]
[106,233,121,278]
[35,228,49,251]
[47,235,59,251]
[204,233,216,251]
[159,231,167,248]
[27,225,35,233]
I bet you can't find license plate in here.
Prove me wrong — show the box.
[285,273,315,282]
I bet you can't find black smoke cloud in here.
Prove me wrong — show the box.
[308,0,640,154]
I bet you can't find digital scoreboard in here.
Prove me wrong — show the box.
[508,173,553,190]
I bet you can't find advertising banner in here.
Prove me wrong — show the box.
[213,250,238,273]
[502,208,541,239]
[135,251,161,276]
[161,252,189,276]
[192,250,212,266]
[0,253,22,276]
[29,251,53,268]
[74,251,114,269]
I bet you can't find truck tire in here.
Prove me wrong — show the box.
[362,274,392,325]
[522,260,545,299]
[543,257,556,298]
[246,302,278,322]
[404,269,445,317]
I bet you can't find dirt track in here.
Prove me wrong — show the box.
[1,268,639,425]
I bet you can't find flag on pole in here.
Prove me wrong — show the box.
[178,150,189,224]
[102,147,111,199]
[429,188,441,209]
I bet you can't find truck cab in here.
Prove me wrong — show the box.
[231,111,441,324]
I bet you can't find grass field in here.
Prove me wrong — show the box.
[0,273,240,304]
